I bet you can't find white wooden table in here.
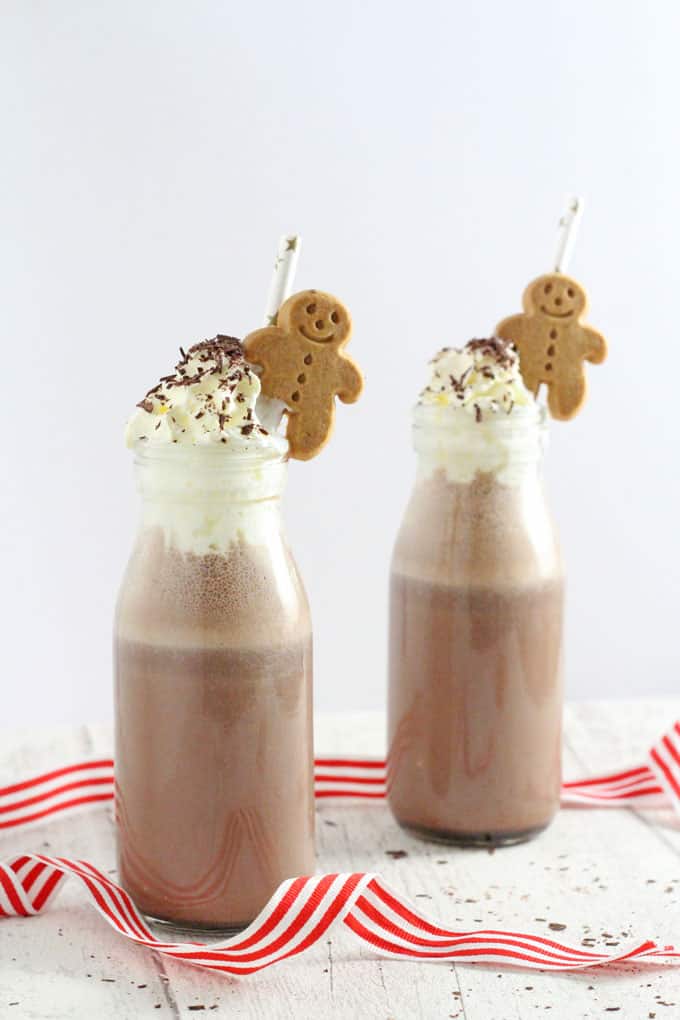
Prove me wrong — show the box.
[2,701,680,1020]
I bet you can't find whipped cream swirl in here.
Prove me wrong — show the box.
[125,336,286,454]
[418,337,534,421]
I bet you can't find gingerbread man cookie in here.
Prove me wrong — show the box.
[496,273,607,420]
[244,289,363,460]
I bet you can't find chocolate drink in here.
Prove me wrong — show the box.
[115,525,314,929]
[389,582,563,844]
[387,338,564,846]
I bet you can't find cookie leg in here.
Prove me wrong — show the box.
[547,371,587,421]
[286,404,335,461]
[522,369,542,398]
[511,343,541,396]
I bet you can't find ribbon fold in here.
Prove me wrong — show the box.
[2,720,680,976]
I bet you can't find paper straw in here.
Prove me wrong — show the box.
[255,234,301,432]
[263,234,301,326]
[553,195,583,274]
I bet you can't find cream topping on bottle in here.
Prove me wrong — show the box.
[418,337,535,422]
[125,336,287,455]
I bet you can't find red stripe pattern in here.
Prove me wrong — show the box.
[3,722,680,831]
[2,722,680,977]
[1,854,678,973]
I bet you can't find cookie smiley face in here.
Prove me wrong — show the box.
[279,290,352,348]
[526,274,587,322]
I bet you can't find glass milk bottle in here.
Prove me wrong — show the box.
[388,340,564,847]
[115,339,314,931]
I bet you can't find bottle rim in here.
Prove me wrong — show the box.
[412,401,548,433]
[132,441,288,473]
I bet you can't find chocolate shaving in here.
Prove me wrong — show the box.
[466,336,516,370]
[448,365,473,393]
[187,335,242,361]
[133,335,253,419]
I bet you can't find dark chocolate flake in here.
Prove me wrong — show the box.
[467,336,516,370]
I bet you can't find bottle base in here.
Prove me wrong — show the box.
[396,819,550,848]
[143,912,251,938]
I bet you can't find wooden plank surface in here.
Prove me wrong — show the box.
[1,703,679,1019]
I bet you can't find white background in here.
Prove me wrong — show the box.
[1,1,678,725]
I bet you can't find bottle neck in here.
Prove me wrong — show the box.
[133,445,288,555]
[135,445,287,502]
[412,404,548,487]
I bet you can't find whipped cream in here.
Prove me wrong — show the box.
[414,337,543,485]
[133,445,287,555]
[125,336,287,456]
[418,337,534,420]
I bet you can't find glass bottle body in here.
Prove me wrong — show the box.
[388,410,564,846]
[114,447,314,930]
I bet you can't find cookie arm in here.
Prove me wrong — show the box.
[243,326,287,365]
[581,325,607,364]
[336,355,364,404]
[495,314,525,343]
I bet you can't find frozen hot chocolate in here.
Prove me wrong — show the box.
[116,336,314,929]
[388,338,564,845]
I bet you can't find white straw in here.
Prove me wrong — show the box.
[263,234,302,326]
[255,234,302,433]
[553,195,583,274]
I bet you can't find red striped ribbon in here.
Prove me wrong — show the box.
[2,721,679,976]
[3,721,679,829]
